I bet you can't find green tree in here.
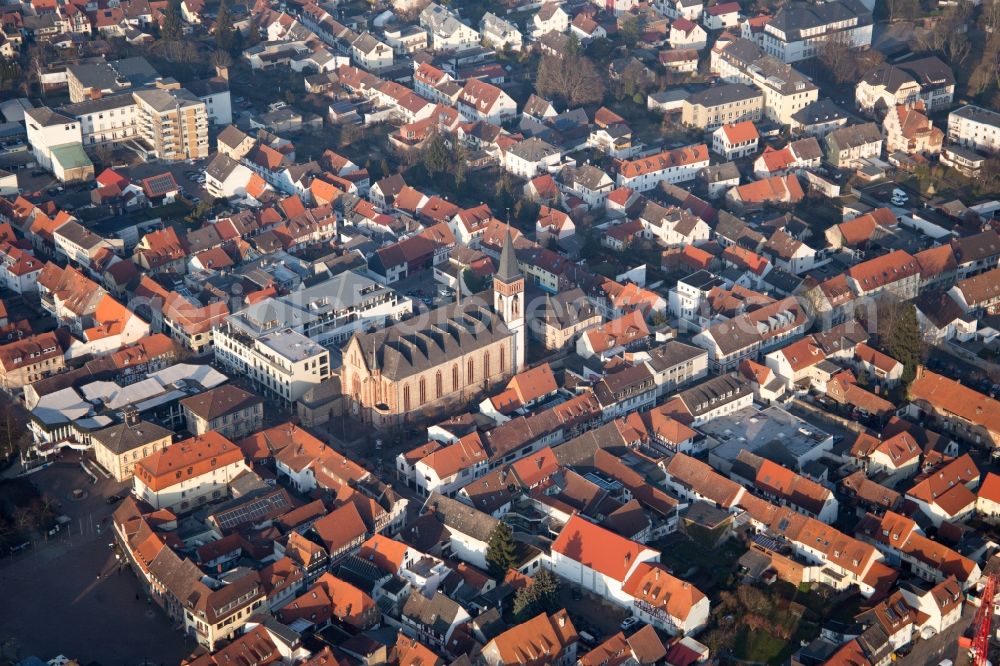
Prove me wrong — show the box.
[211,49,233,73]
[494,173,517,214]
[887,303,923,385]
[620,14,641,49]
[485,522,517,578]
[0,59,21,90]
[512,584,540,619]
[533,569,560,611]
[161,0,183,41]
[453,142,469,190]
[215,0,235,53]
[185,200,214,225]
[422,131,451,176]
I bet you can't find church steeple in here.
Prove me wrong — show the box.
[493,220,525,373]
[496,225,522,285]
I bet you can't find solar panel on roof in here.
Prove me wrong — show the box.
[145,174,177,196]
[213,493,289,530]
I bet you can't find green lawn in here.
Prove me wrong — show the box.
[735,626,789,663]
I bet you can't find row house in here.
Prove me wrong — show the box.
[615,144,709,191]
[692,296,809,372]
[857,511,980,588]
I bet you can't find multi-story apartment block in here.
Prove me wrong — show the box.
[66,56,158,103]
[420,3,480,51]
[132,87,209,161]
[856,57,954,115]
[760,0,873,63]
[712,38,819,125]
[222,270,412,349]
[480,12,522,51]
[948,105,1000,154]
[60,94,140,148]
[824,122,883,168]
[681,83,764,129]
[214,327,331,406]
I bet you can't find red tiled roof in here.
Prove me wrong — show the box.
[551,515,657,582]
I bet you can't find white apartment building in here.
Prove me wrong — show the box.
[224,271,412,349]
[668,269,725,329]
[420,3,480,51]
[480,12,522,51]
[214,326,331,406]
[712,38,819,125]
[60,94,140,148]
[948,105,1000,154]
[760,0,873,63]
[503,138,562,179]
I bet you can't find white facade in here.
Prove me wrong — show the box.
[214,327,331,407]
[761,4,872,64]
[480,13,522,51]
[948,105,1000,154]
[133,457,250,511]
[712,124,758,160]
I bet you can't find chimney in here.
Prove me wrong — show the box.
[123,406,140,427]
[655,567,660,580]
[624,552,632,567]
[558,614,566,627]
[216,65,230,81]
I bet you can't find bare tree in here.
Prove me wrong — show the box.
[211,50,233,71]
[536,52,606,107]
[818,36,856,84]
[944,32,972,64]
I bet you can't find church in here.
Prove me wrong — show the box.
[340,229,525,430]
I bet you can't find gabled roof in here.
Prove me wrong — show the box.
[552,515,657,582]
[621,562,705,622]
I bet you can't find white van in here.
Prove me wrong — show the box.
[891,188,908,206]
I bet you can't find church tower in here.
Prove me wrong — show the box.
[494,227,525,373]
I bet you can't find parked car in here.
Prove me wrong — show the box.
[620,617,641,632]
[105,494,123,504]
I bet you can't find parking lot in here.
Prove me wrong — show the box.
[127,156,213,204]
[0,460,190,664]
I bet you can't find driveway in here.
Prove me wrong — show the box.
[903,601,974,666]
